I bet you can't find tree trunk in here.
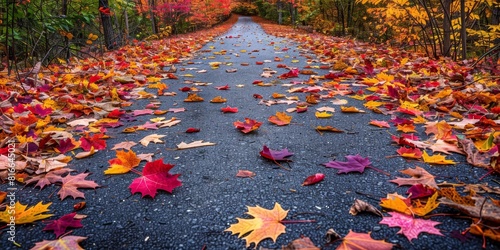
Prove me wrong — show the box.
[99,0,117,50]
[460,0,466,59]
[442,0,452,57]
[62,0,70,59]
[149,0,158,34]
[277,1,283,25]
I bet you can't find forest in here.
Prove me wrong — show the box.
[0,0,498,74]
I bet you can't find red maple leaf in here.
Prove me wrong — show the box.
[55,138,78,154]
[43,212,83,238]
[27,104,53,117]
[279,68,299,79]
[260,145,294,161]
[79,133,106,151]
[107,109,125,118]
[129,159,182,198]
[221,106,238,113]
[215,84,230,90]
[406,184,436,199]
[234,118,262,133]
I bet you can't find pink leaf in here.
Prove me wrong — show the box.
[323,155,371,174]
[379,212,443,241]
[260,145,294,161]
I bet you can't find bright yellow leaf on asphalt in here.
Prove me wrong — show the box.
[0,201,52,225]
[315,111,333,118]
[422,151,456,165]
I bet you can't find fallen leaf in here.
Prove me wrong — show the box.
[379,212,443,241]
[269,111,292,126]
[389,166,438,189]
[236,170,256,178]
[349,199,383,217]
[422,150,456,165]
[58,173,99,200]
[341,106,365,113]
[323,155,372,174]
[225,202,288,248]
[74,146,96,159]
[129,159,182,198]
[302,173,325,186]
[31,236,87,250]
[139,134,166,146]
[234,118,262,133]
[439,196,500,224]
[380,195,412,215]
[407,184,436,199]
[316,107,336,113]
[111,141,137,151]
[168,107,186,113]
[221,106,238,113]
[396,147,423,159]
[25,168,74,189]
[370,120,390,128]
[315,111,333,118]
[316,125,344,134]
[210,96,227,103]
[185,127,200,133]
[283,236,320,250]
[337,230,394,250]
[43,212,83,238]
[104,150,141,174]
[176,140,216,149]
[0,201,52,224]
[260,145,294,162]
[184,93,204,102]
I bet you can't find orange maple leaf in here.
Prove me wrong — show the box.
[337,230,394,250]
[104,150,141,174]
[225,202,288,248]
[268,111,292,126]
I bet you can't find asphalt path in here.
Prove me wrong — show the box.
[5,16,500,249]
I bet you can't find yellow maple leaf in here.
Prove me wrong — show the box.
[225,203,288,248]
[422,151,456,165]
[380,196,412,215]
[412,116,427,124]
[104,150,141,174]
[315,111,333,118]
[0,201,52,224]
[364,101,384,109]
[412,192,440,216]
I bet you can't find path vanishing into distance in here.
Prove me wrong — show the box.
[3,16,500,249]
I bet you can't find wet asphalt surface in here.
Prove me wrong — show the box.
[3,16,500,249]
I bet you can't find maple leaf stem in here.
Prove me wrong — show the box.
[273,160,291,171]
[130,168,143,176]
[366,166,390,176]
[280,219,316,224]
[59,230,74,239]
